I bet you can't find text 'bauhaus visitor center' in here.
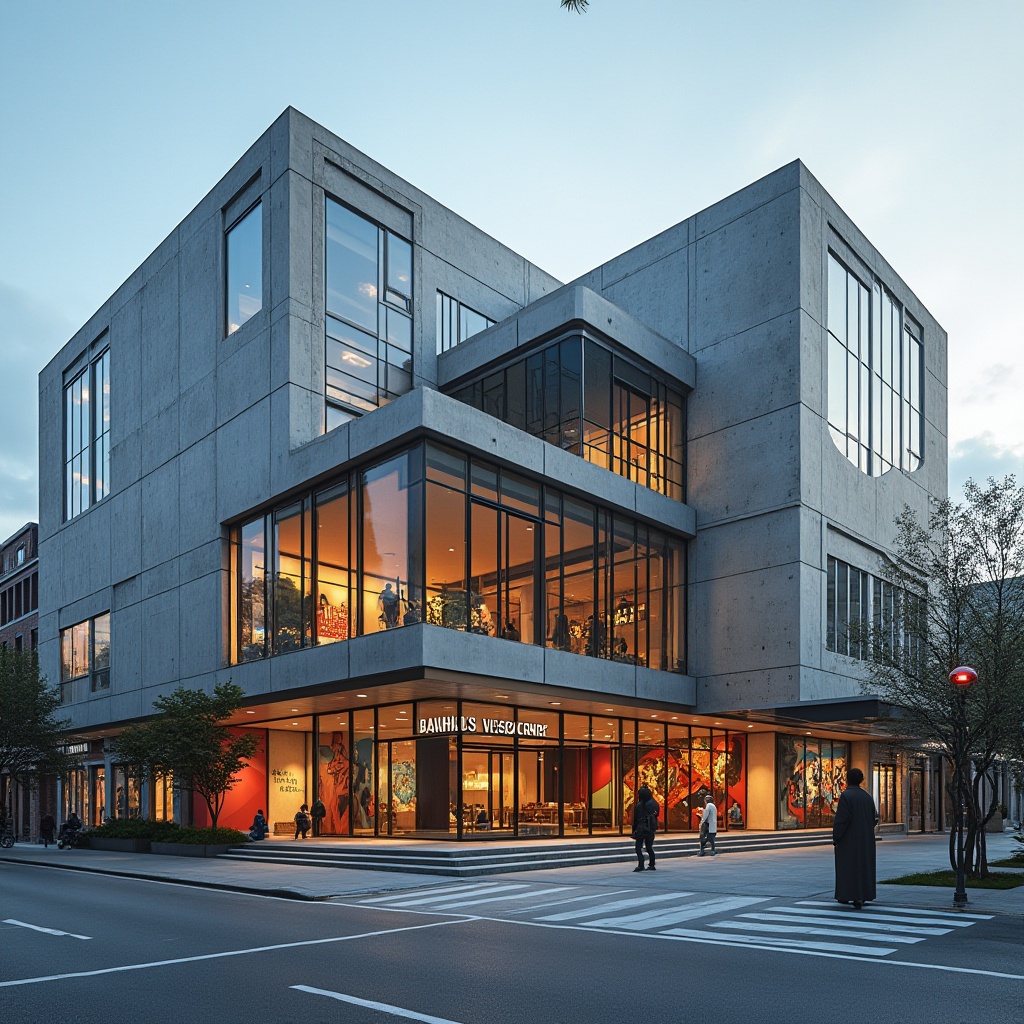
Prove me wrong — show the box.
[38,108,949,840]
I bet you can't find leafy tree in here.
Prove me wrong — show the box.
[113,681,258,829]
[867,476,1024,878]
[0,647,80,818]
[560,0,590,11]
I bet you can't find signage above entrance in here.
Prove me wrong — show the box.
[418,715,549,738]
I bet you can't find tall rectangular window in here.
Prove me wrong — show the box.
[64,345,111,520]
[225,202,263,335]
[325,199,413,430]
[436,291,495,355]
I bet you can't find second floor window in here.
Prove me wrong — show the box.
[436,292,495,354]
[65,347,111,520]
[60,611,111,700]
[325,198,413,430]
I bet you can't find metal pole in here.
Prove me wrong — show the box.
[953,690,968,907]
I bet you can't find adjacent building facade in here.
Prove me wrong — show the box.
[37,108,949,838]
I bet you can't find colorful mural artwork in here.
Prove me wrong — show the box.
[624,733,747,832]
[193,728,267,831]
[318,732,351,834]
[777,735,848,829]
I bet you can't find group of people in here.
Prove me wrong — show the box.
[627,767,877,909]
[248,800,327,842]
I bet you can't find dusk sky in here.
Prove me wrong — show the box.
[2,0,1021,541]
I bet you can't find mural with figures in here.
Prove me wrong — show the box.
[623,733,746,831]
[776,734,848,829]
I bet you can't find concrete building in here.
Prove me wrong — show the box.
[38,108,948,838]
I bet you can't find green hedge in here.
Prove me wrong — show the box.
[91,819,182,841]
[157,826,249,845]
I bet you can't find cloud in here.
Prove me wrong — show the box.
[948,432,1024,502]
[0,281,75,540]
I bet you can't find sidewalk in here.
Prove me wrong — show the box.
[2,831,1022,916]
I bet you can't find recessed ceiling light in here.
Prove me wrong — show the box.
[714,722,722,726]
[496,694,509,699]
[605,708,614,712]
[650,714,658,718]
[291,709,299,712]
[291,722,298,725]
[671,717,678,721]
[246,711,255,715]
[747,725,753,729]
[357,694,368,698]
[549,701,561,706]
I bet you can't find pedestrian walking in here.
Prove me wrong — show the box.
[832,767,876,908]
[40,810,56,847]
[310,798,326,837]
[294,803,312,840]
[699,794,718,856]
[631,785,660,872]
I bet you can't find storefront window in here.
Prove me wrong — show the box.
[351,709,376,834]
[315,482,352,644]
[777,734,849,829]
[319,715,352,834]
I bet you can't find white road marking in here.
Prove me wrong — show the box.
[585,896,770,931]
[716,920,926,944]
[506,888,636,914]
[739,912,951,936]
[539,891,691,921]
[3,919,91,940]
[359,883,498,904]
[768,906,976,928]
[0,918,471,989]
[799,900,994,920]
[370,884,529,908]
[659,926,897,957]
[428,887,574,910]
[292,985,463,1023]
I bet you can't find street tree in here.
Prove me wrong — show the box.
[113,681,258,829]
[867,475,1024,878]
[0,647,80,819]
[560,0,590,12]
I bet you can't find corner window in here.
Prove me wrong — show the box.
[64,346,111,520]
[436,292,495,355]
[60,612,111,699]
[226,202,263,335]
[827,252,923,476]
[325,199,413,430]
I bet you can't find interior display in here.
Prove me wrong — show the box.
[777,734,848,829]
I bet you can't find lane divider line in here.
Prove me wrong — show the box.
[3,919,92,940]
[292,985,464,1023]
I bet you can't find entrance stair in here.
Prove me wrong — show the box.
[218,829,836,877]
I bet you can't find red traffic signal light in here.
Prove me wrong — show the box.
[948,666,978,687]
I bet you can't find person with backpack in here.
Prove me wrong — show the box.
[631,785,660,872]
[699,794,718,856]
[294,803,312,840]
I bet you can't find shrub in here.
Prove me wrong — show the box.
[156,826,249,845]
[91,819,181,841]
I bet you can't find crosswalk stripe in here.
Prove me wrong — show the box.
[370,884,529,908]
[506,889,637,914]
[768,906,974,928]
[798,900,993,921]
[585,896,770,931]
[429,887,575,911]
[660,926,896,957]
[712,920,926,945]
[359,883,502,905]
[539,892,691,922]
[738,913,949,936]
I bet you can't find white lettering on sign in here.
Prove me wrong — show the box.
[62,743,89,755]
[417,716,547,738]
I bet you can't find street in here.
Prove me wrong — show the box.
[2,860,1021,1024]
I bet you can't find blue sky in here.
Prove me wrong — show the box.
[1,0,1021,541]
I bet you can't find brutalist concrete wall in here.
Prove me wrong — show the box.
[575,161,947,714]
[37,108,563,734]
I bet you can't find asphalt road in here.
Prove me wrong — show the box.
[2,862,1021,1024]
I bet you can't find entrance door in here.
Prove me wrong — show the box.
[874,763,898,824]
[909,767,923,832]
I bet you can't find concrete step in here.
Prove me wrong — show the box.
[218,830,836,877]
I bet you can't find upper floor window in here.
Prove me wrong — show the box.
[15,545,25,566]
[826,555,924,668]
[226,202,263,335]
[325,199,413,430]
[827,252,923,476]
[59,611,111,701]
[449,336,686,502]
[64,347,111,520]
[436,292,495,355]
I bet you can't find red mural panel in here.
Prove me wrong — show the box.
[193,728,267,830]
[726,733,747,828]
[318,732,351,834]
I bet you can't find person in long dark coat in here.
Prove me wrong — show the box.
[832,767,876,908]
